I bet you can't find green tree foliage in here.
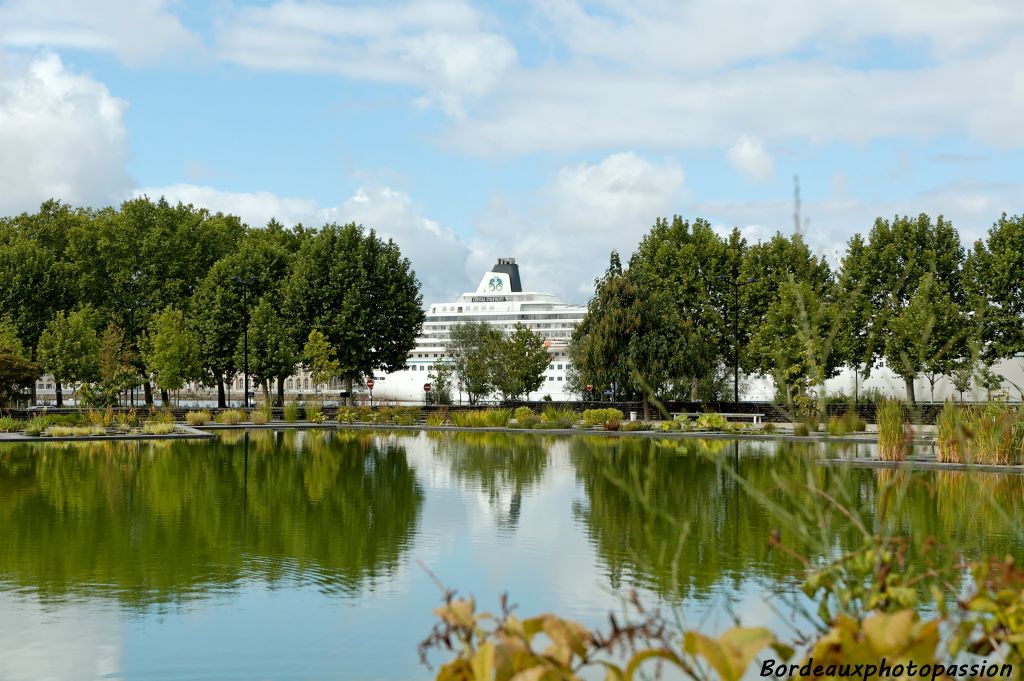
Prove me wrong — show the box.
[628,217,744,388]
[487,324,550,401]
[36,308,101,407]
[427,362,455,405]
[0,317,37,408]
[446,322,502,405]
[570,253,681,418]
[964,213,1024,364]
[840,214,965,401]
[141,307,202,401]
[884,274,966,403]
[84,322,139,407]
[303,329,341,389]
[284,223,424,403]
[238,298,300,406]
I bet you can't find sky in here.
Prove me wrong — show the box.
[1,0,1022,304]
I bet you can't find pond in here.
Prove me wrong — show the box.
[0,431,1021,680]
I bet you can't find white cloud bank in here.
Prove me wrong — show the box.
[0,53,131,216]
[726,135,774,182]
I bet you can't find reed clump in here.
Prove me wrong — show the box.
[935,401,964,463]
[185,410,212,426]
[426,409,448,427]
[960,403,1024,466]
[449,409,512,428]
[142,422,176,435]
[216,409,246,425]
[305,402,324,423]
[283,401,300,423]
[876,399,910,461]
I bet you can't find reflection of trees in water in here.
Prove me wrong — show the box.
[570,437,1024,602]
[429,432,549,529]
[0,432,423,607]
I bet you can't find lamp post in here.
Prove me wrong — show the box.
[231,275,258,409]
[717,275,757,403]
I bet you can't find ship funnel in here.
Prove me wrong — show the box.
[490,258,522,292]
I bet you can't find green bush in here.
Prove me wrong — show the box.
[394,407,420,426]
[621,421,652,432]
[695,412,728,431]
[0,416,21,432]
[582,408,624,427]
[142,422,176,435]
[355,406,373,422]
[337,407,356,424]
[514,406,534,422]
[540,407,577,428]
[251,408,271,425]
[283,401,300,423]
[217,409,246,425]
[659,420,681,432]
[185,410,212,426]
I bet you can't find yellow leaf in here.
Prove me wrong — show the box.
[862,610,915,655]
[472,641,496,681]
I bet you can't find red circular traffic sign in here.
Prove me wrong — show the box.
[423,382,432,392]
[586,384,593,392]
[366,378,375,390]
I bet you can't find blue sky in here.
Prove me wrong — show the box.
[1,0,1022,302]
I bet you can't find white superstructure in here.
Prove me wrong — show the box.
[371,258,587,403]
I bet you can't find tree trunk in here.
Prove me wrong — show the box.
[642,393,650,421]
[55,379,63,407]
[276,376,285,406]
[160,387,170,406]
[345,376,353,406]
[144,381,154,407]
[261,378,270,405]
[904,377,916,404]
[690,376,700,401]
[30,382,37,406]
[217,375,226,409]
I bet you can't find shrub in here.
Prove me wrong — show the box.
[23,417,50,436]
[827,415,848,436]
[582,408,624,427]
[540,407,577,429]
[355,406,373,422]
[337,407,356,424]
[114,408,140,430]
[426,409,448,427]
[793,422,810,437]
[876,399,909,461]
[0,416,21,432]
[695,412,728,432]
[842,408,867,432]
[142,422,176,435]
[217,409,246,425]
[621,421,652,432]
[760,422,776,434]
[251,409,270,425]
[514,406,534,423]
[306,402,324,423]
[659,420,681,432]
[603,420,620,431]
[185,410,212,426]
[283,401,300,423]
[149,408,175,424]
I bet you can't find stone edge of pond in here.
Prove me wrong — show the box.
[0,424,214,443]
[818,457,1024,475]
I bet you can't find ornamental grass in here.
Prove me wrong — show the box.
[876,399,910,461]
[305,402,324,423]
[185,410,212,426]
[0,416,20,432]
[283,401,300,423]
[142,422,176,435]
[960,403,1024,466]
[426,409,448,427]
[216,409,246,425]
[935,402,964,463]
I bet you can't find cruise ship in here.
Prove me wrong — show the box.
[370,258,588,403]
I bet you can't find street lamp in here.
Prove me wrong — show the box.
[231,275,258,409]
[717,274,757,403]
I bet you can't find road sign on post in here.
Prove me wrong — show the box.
[366,378,375,390]
[423,382,431,406]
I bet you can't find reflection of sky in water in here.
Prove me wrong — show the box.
[0,432,1020,680]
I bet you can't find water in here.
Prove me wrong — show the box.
[0,431,1021,680]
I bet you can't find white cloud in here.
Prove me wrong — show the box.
[469,152,685,300]
[726,135,773,182]
[0,0,200,64]
[134,183,472,303]
[0,52,131,215]
[216,0,516,115]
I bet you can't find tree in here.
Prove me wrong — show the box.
[0,317,37,408]
[240,298,301,405]
[141,307,201,404]
[284,223,424,404]
[749,276,840,416]
[447,322,502,405]
[488,324,550,401]
[36,308,101,407]
[427,362,455,405]
[842,214,965,402]
[82,322,139,407]
[303,330,341,394]
[883,273,967,404]
[964,213,1024,367]
[570,253,682,419]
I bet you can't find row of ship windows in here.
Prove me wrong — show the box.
[427,314,582,322]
